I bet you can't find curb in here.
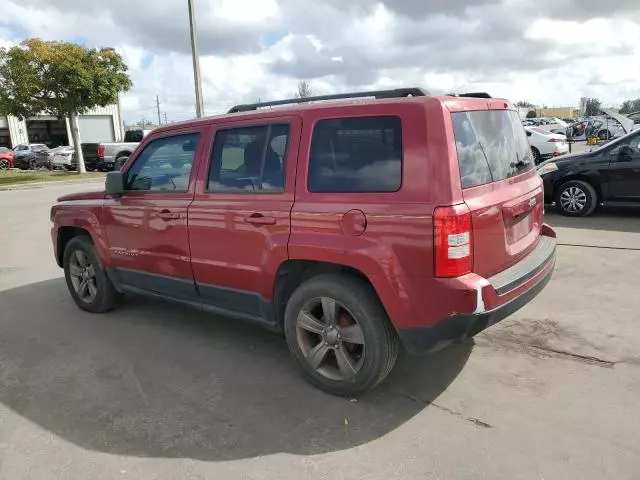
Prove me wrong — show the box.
[0,178,104,191]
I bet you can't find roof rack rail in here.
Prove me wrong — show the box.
[227,87,428,113]
[446,92,492,98]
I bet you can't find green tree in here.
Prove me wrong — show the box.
[295,80,313,98]
[619,98,640,114]
[516,100,535,108]
[0,39,132,173]
[584,97,602,117]
[526,110,537,119]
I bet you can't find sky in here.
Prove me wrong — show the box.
[1,0,640,124]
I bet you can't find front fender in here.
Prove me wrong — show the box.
[52,205,111,268]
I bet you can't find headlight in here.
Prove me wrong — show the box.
[537,163,558,175]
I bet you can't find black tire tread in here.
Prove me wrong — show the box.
[63,235,120,313]
[284,273,399,396]
[531,147,541,165]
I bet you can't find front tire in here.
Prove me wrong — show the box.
[63,236,120,313]
[284,274,399,396]
[0,159,9,170]
[555,180,597,217]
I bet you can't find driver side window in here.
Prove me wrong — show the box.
[125,133,200,192]
[614,134,640,163]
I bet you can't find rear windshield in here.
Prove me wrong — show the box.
[452,110,534,189]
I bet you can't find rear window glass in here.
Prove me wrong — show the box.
[308,116,402,193]
[452,110,534,189]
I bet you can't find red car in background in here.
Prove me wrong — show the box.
[0,147,14,169]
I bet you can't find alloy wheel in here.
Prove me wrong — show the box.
[559,186,587,213]
[0,159,9,170]
[296,296,365,380]
[69,250,98,303]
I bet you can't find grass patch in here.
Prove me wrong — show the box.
[0,170,105,187]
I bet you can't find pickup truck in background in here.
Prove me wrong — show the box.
[75,129,152,171]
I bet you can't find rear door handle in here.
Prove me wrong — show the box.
[158,209,180,220]
[245,213,276,226]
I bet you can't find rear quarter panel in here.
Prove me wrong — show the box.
[289,99,460,325]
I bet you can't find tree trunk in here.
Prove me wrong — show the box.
[69,113,86,174]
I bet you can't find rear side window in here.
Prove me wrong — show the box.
[452,110,534,189]
[308,116,402,193]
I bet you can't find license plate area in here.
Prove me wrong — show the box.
[507,213,532,243]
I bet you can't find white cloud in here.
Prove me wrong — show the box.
[1,0,640,124]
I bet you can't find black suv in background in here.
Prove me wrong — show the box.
[538,129,640,216]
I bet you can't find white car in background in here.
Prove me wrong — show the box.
[49,146,75,170]
[525,126,569,164]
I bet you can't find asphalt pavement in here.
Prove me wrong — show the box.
[0,182,639,480]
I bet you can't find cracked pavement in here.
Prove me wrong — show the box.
[0,183,639,479]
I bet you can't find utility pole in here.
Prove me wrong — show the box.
[164,112,168,124]
[187,0,205,118]
[155,95,162,126]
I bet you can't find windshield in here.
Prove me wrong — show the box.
[452,110,534,189]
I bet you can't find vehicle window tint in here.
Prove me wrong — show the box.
[208,124,289,193]
[308,116,402,193]
[124,130,144,142]
[615,132,640,162]
[452,110,534,189]
[125,133,199,192]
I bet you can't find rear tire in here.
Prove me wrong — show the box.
[531,147,541,165]
[555,180,597,217]
[63,236,120,313]
[0,159,9,170]
[598,130,611,140]
[284,274,399,396]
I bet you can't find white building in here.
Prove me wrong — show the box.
[0,103,124,149]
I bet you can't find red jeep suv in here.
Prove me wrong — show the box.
[50,88,556,395]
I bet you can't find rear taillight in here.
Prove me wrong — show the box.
[97,145,105,159]
[547,138,563,143]
[434,205,473,278]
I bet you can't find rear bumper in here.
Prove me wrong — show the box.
[397,229,556,354]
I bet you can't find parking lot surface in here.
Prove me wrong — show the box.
[1,182,639,480]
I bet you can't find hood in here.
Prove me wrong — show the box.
[537,150,592,168]
[57,190,106,202]
[602,109,634,134]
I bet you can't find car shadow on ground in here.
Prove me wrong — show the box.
[0,278,472,462]
[545,210,640,234]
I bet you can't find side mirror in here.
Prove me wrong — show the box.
[526,131,532,137]
[105,171,125,196]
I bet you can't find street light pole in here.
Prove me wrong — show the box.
[187,0,205,118]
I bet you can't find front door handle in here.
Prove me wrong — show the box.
[158,209,180,220]
[245,213,276,226]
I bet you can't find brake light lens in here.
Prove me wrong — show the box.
[547,138,564,143]
[97,145,105,159]
[434,205,473,277]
